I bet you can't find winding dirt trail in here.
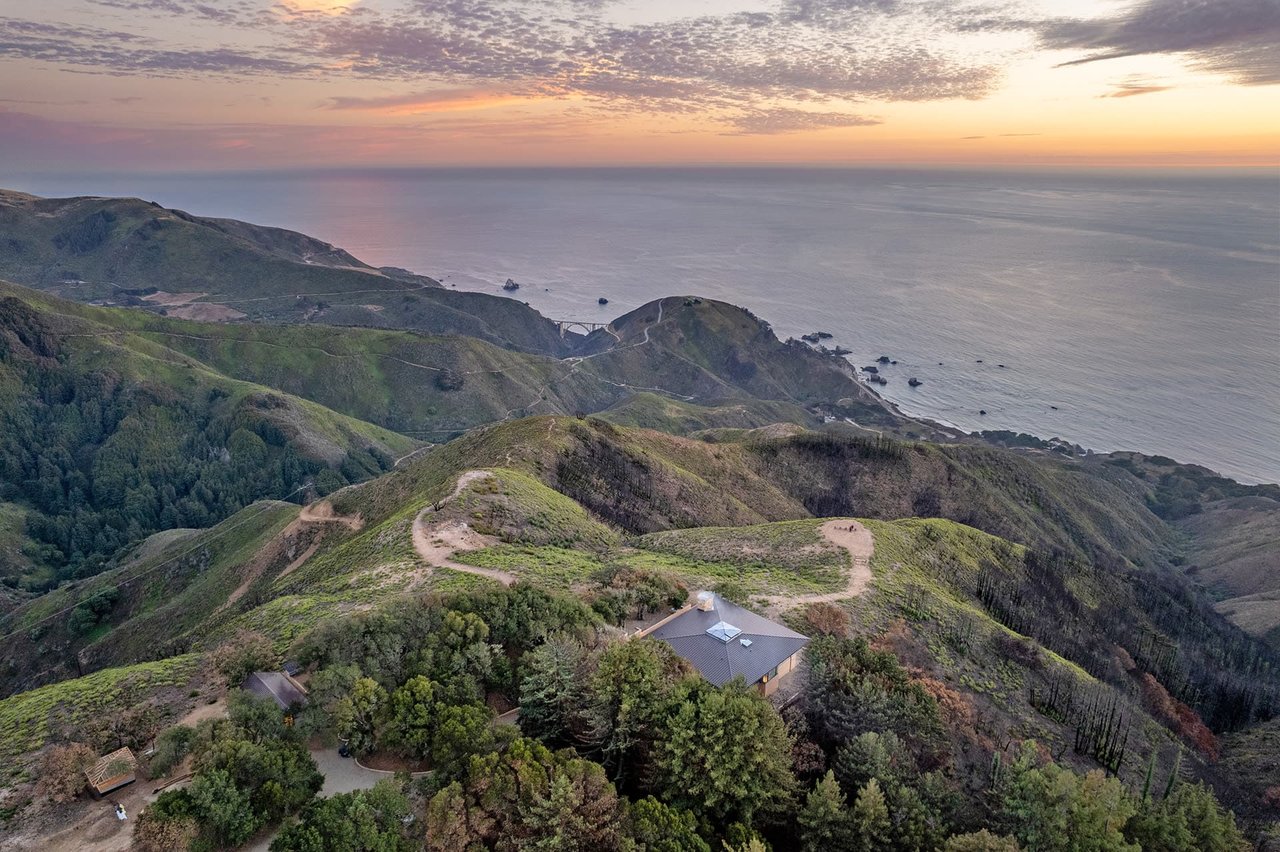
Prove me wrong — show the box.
[297,499,363,530]
[216,499,366,612]
[411,471,517,586]
[763,519,875,612]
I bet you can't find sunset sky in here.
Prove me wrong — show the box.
[2,0,1277,170]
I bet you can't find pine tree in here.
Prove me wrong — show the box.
[850,778,892,852]
[799,771,850,852]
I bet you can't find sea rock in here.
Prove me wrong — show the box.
[598,297,609,305]
[979,409,987,415]
[863,365,879,374]
[503,278,520,291]
[877,355,891,364]
[816,331,833,339]
[908,377,923,387]
[801,333,821,343]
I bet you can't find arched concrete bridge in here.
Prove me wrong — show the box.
[552,320,613,338]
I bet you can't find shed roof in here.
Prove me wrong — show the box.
[648,594,808,687]
[241,671,308,710]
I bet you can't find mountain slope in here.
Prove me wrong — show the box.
[576,297,896,422]
[0,408,1274,850]
[0,190,567,354]
[1181,496,1280,648]
[0,290,415,592]
[0,283,902,443]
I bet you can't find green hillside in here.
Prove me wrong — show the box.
[0,289,415,592]
[0,284,912,448]
[0,281,918,598]
[597,392,818,434]
[0,407,1276,847]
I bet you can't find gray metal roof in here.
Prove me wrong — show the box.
[649,594,809,687]
[241,671,308,710]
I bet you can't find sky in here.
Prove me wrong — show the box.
[1,0,1277,169]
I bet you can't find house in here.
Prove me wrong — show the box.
[645,592,809,696]
[241,670,308,711]
[86,747,137,797]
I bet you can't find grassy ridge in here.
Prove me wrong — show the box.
[451,469,622,551]
[598,392,817,435]
[0,191,567,354]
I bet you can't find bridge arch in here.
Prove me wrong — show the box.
[553,320,611,338]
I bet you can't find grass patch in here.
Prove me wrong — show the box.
[454,546,605,590]
[0,654,201,779]
[424,567,504,596]
[637,519,845,585]
[456,468,621,551]
[614,548,833,597]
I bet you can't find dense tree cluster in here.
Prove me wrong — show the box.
[136,691,322,850]
[992,742,1250,852]
[587,564,688,625]
[0,375,364,590]
[273,781,414,852]
[0,308,392,588]
[129,585,1255,851]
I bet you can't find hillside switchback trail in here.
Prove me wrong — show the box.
[411,471,517,586]
[763,519,875,614]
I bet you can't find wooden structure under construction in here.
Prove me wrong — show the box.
[85,747,137,797]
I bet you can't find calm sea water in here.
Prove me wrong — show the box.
[7,167,1278,484]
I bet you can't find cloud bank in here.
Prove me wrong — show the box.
[2,0,1277,136]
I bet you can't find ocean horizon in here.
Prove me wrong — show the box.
[6,166,1278,484]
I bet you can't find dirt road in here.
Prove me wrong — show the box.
[410,471,516,586]
[762,519,875,612]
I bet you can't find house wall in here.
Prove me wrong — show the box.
[757,650,800,696]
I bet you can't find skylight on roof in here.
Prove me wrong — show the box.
[706,621,742,642]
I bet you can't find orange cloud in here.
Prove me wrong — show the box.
[279,0,358,16]
[325,89,529,116]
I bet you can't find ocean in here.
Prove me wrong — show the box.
[6,167,1278,484]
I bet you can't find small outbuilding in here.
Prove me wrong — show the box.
[241,670,308,711]
[645,592,809,696]
[86,747,137,797]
